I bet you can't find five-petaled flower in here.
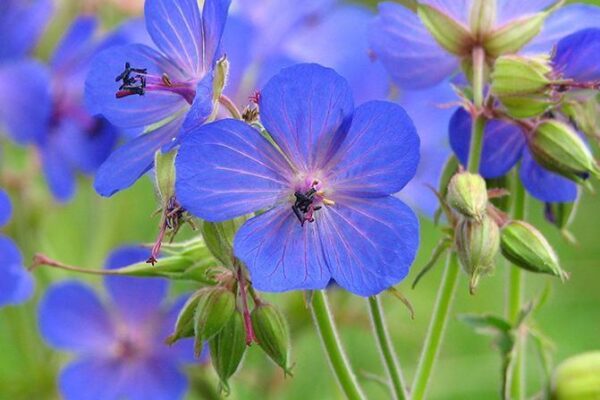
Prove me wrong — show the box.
[86,0,231,197]
[175,63,420,296]
[38,246,198,400]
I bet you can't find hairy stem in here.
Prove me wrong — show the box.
[219,95,242,120]
[367,296,408,400]
[468,46,487,174]
[310,290,366,400]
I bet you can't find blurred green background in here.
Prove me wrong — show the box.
[0,1,599,399]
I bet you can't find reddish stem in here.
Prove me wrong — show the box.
[237,263,257,345]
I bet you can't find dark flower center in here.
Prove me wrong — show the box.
[292,186,322,226]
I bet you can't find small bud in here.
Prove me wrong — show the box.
[194,286,236,356]
[201,217,247,267]
[166,289,204,345]
[497,95,555,119]
[484,12,547,57]
[500,220,567,279]
[552,351,600,400]
[251,303,292,375]
[529,120,600,183]
[469,0,496,39]
[418,4,473,56]
[209,312,247,393]
[154,149,177,203]
[447,172,488,220]
[208,55,229,121]
[455,215,500,293]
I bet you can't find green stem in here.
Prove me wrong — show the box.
[367,296,407,400]
[507,176,527,399]
[467,46,487,174]
[411,253,460,400]
[310,290,366,400]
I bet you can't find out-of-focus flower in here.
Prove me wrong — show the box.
[176,63,420,296]
[86,0,231,196]
[0,0,52,62]
[222,0,388,104]
[0,188,34,307]
[39,246,197,400]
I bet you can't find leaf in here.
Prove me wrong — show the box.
[412,238,451,289]
[459,313,513,335]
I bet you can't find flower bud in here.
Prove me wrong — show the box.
[552,351,600,400]
[500,220,567,279]
[455,215,500,293]
[418,4,472,56]
[208,55,229,121]
[201,217,247,267]
[165,289,205,345]
[447,172,488,220]
[209,312,247,393]
[484,12,547,57]
[469,0,496,39]
[194,286,236,356]
[529,120,600,183]
[251,303,292,375]
[154,149,177,202]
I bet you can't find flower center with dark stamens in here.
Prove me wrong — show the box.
[114,62,197,104]
[291,179,333,226]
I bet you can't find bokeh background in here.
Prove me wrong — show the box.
[0,0,598,399]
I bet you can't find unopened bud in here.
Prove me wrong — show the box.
[500,220,567,279]
[455,215,500,293]
[154,149,177,202]
[469,0,496,39]
[418,4,472,56]
[202,217,247,267]
[484,12,547,57]
[209,312,247,393]
[166,289,204,345]
[251,303,292,375]
[529,120,600,183]
[194,286,236,356]
[447,172,488,220]
[552,351,600,400]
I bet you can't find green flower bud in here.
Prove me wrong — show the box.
[529,120,600,183]
[469,0,496,39]
[202,217,247,267]
[497,95,555,119]
[209,312,247,393]
[484,13,547,57]
[154,149,177,202]
[418,4,472,56]
[500,220,567,279]
[194,287,236,356]
[165,289,205,345]
[208,55,229,121]
[251,303,292,375]
[455,215,500,293]
[552,351,600,400]
[447,171,488,220]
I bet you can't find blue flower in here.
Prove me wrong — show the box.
[86,0,231,196]
[369,1,600,90]
[222,0,388,104]
[0,0,52,62]
[38,246,197,400]
[0,17,123,202]
[553,28,600,82]
[175,63,420,296]
[0,188,34,307]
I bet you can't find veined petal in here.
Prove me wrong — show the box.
[0,189,12,227]
[497,0,553,25]
[421,0,472,24]
[104,246,168,326]
[0,236,34,306]
[145,0,203,77]
[553,28,600,81]
[519,148,578,202]
[328,101,419,197]
[234,207,332,292]
[176,119,292,221]
[449,109,525,178]
[0,0,52,61]
[181,73,214,134]
[259,63,354,171]
[320,196,419,296]
[369,2,459,89]
[201,0,232,70]
[94,116,183,197]
[0,60,51,144]
[85,44,187,129]
[39,282,115,352]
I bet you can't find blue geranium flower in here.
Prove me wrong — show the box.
[0,16,123,202]
[175,63,420,296]
[369,1,600,90]
[223,0,388,104]
[0,188,34,307]
[86,0,231,196]
[39,246,197,400]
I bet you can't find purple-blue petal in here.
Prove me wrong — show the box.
[201,0,232,70]
[519,148,578,202]
[39,140,76,203]
[259,63,354,171]
[420,0,471,24]
[0,236,34,306]
[328,101,420,196]
[449,108,525,178]
[553,28,600,81]
[234,207,332,292]
[220,16,254,99]
[320,196,419,296]
[0,189,12,227]
[175,119,292,221]
[85,44,187,129]
[181,74,214,134]
[50,16,98,73]
[104,246,168,326]
[94,117,182,197]
[0,0,52,61]
[496,0,553,25]
[38,281,115,352]
[369,2,458,89]
[0,60,51,144]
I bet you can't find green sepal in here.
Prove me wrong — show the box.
[251,303,293,375]
[201,216,248,268]
[484,13,547,57]
[418,4,472,56]
[209,312,247,394]
[194,287,237,356]
[154,148,177,203]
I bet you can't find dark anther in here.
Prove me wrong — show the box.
[292,187,318,226]
[115,62,148,98]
